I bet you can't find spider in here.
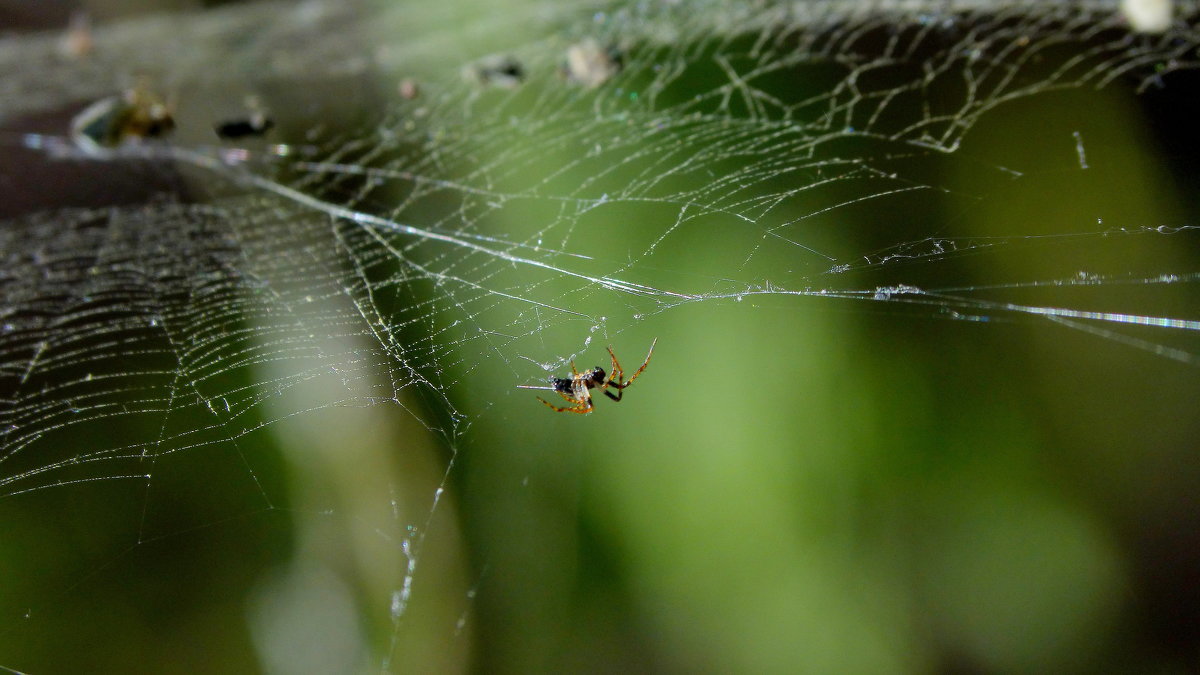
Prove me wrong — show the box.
[71,83,174,155]
[518,338,657,414]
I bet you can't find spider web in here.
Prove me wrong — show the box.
[2,0,1199,671]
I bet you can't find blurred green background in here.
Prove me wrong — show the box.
[1,1,1199,673]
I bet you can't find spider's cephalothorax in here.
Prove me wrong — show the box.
[552,366,604,394]
[525,340,656,414]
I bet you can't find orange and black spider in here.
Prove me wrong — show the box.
[518,338,657,414]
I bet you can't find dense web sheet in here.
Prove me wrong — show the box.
[1,0,1199,670]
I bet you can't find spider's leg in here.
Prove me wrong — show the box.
[621,337,657,388]
[536,396,592,413]
[578,389,595,412]
[608,337,656,390]
[605,346,625,388]
[569,360,580,376]
[603,388,623,402]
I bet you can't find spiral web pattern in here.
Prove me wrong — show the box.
[1,0,1198,669]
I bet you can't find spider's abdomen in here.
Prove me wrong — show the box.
[551,377,574,394]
